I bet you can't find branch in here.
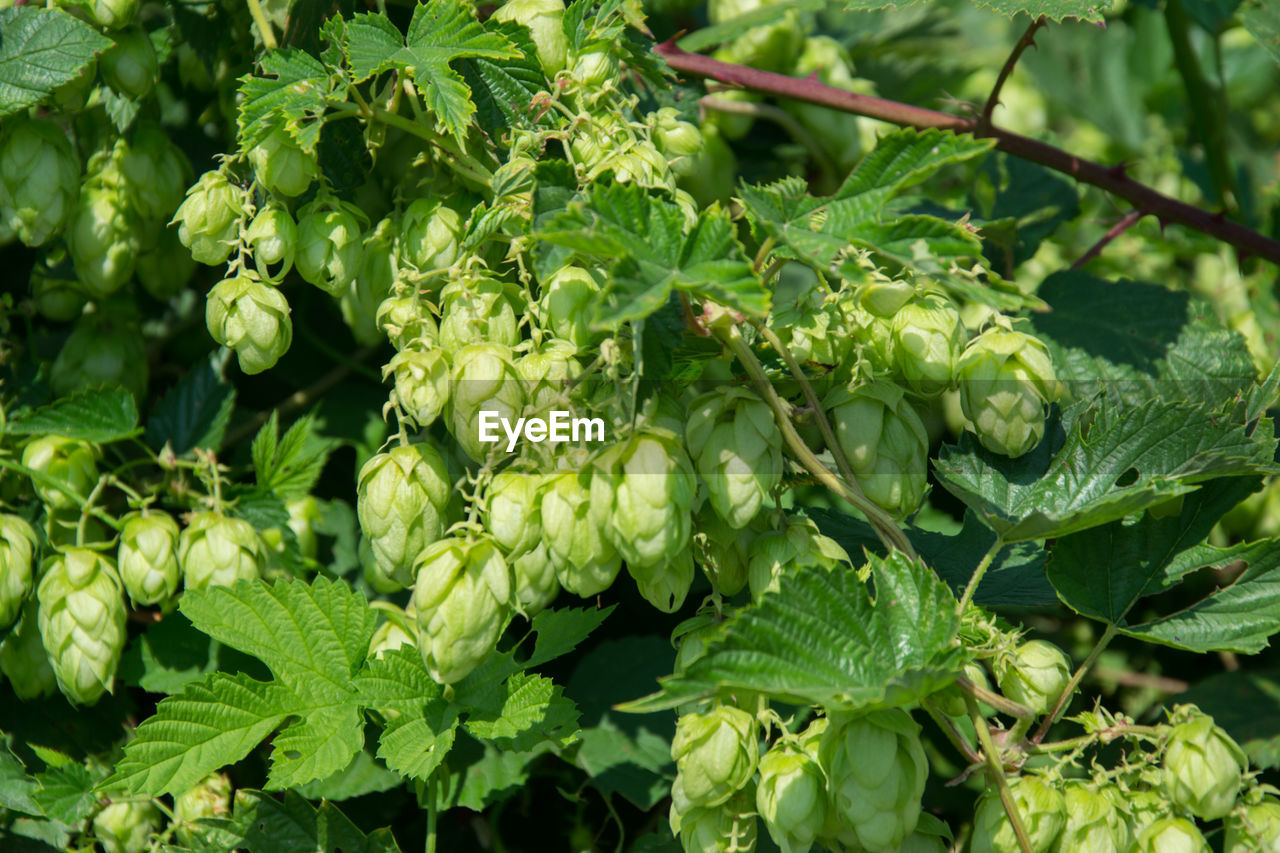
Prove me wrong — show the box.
[654,42,1280,267]
[982,16,1047,125]
[1071,209,1146,268]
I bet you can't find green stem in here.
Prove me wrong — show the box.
[0,459,121,531]
[967,695,1034,853]
[425,775,437,853]
[958,674,1034,720]
[246,0,279,50]
[921,700,981,764]
[1032,624,1118,743]
[1164,0,1233,207]
[370,107,495,189]
[77,476,108,547]
[958,538,1003,614]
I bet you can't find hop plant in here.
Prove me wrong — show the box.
[249,128,320,197]
[671,784,759,853]
[634,549,696,613]
[957,327,1057,458]
[356,442,453,592]
[747,517,850,601]
[671,705,759,808]
[205,274,293,375]
[342,218,398,345]
[437,275,523,355]
[29,247,87,321]
[410,535,511,684]
[136,223,197,300]
[693,511,757,597]
[50,308,149,401]
[817,709,928,851]
[37,548,127,705]
[994,639,1071,716]
[173,772,233,846]
[0,514,38,631]
[78,0,138,28]
[120,123,190,225]
[491,0,568,75]
[92,800,161,853]
[755,741,827,853]
[369,606,418,659]
[970,775,1066,853]
[118,511,182,606]
[1160,707,1247,820]
[178,512,262,591]
[1130,817,1209,853]
[589,428,697,572]
[1056,781,1129,853]
[484,471,545,557]
[1225,795,1280,852]
[0,599,57,700]
[686,388,783,529]
[398,198,464,273]
[537,265,603,349]
[384,342,450,428]
[569,44,622,90]
[22,436,99,512]
[174,170,246,266]
[891,292,964,397]
[67,143,142,298]
[295,197,365,295]
[827,381,929,519]
[449,343,526,463]
[378,293,439,351]
[859,275,916,319]
[244,202,297,278]
[0,118,80,247]
[100,27,158,99]
[541,468,622,597]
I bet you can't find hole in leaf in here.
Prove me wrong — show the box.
[1114,468,1139,488]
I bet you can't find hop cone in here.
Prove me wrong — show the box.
[120,122,190,225]
[100,27,157,98]
[1161,707,1247,820]
[22,436,98,512]
[411,535,511,684]
[485,471,545,556]
[385,343,450,428]
[37,548,127,705]
[67,143,142,298]
[957,327,1057,458]
[747,518,849,602]
[249,128,319,197]
[1057,781,1129,853]
[173,772,233,846]
[891,292,964,397]
[541,469,622,597]
[244,202,297,278]
[970,775,1065,853]
[1130,817,1209,853]
[818,709,928,851]
[0,118,80,247]
[357,442,452,592]
[0,514,38,630]
[81,0,137,28]
[341,218,397,345]
[1225,796,1280,852]
[686,388,782,530]
[827,381,929,519]
[756,741,827,853]
[438,275,523,355]
[634,548,696,614]
[0,598,57,699]
[378,294,439,352]
[492,0,568,75]
[178,512,262,591]
[693,511,758,597]
[295,197,364,295]
[369,606,418,659]
[50,309,149,401]
[538,265,602,349]
[516,341,581,417]
[93,800,161,853]
[671,706,759,808]
[449,343,526,463]
[206,274,293,375]
[994,639,1071,716]
[398,197,463,273]
[174,170,245,266]
[671,784,759,853]
[118,511,181,606]
[136,223,196,300]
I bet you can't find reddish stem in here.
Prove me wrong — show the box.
[1071,209,1146,269]
[982,16,1047,125]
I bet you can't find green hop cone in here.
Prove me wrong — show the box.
[512,542,560,616]
[634,548,696,613]
[931,660,992,718]
[118,511,181,606]
[0,598,57,699]
[121,122,190,225]
[672,783,759,853]
[957,327,1057,458]
[859,275,916,319]
[1130,817,1209,853]
[653,107,704,163]
[384,342,450,428]
[756,741,827,853]
[747,517,850,602]
[37,548,127,705]
[244,202,298,278]
[589,429,697,572]
[827,381,929,520]
[50,309,149,401]
[492,0,568,76]
[369,605,418,659]
[541,468,622,597]
[100,27,157,99]
[1056,781,1129,853]
[818,708,927,851]
[93,800,161,853]
[398,198,464,273]
[537,264,603,349]
[847,300,897,375]
[295,197,365,295]
[1225,795,1280,852]
[891,292,964,397]
[342,219,398,345]
[22,436,98,512]
[686,388,782,529]
[438,275,523,356]
[672,705,759,808]
[516,341,582,417]
[249,128,320,197]
[0,118,80,247]
[994,639,1071,717]
[1160,707,1247,820]
[67,143,142,298]
[174,170,246,266]
[411,535,511,684]
[1106,786,1171,839]
[206,274,293,375]
[378,293,439,351]
[449,343,526,463]
[77,0,138,28]
[693,511,757,597]
[970,775,1065,853]
[357,442,452,592]
[178,512,262,591]
[485,471,545,556]
[0,514,39,630]
[173,772,232,846]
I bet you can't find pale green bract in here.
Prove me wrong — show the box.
[36,547,127,705]
[410,535,511,684]
[356,442,453,592]
[178,512,262,591]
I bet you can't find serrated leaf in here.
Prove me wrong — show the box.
[843,0,1105,22]
[377,713,458,782]
[1240,0,1280,65]
[464,673,580,750]
[574,718,673,810]
[294,750,403,802]
[269,704,366,790]
[237,49,333,153]
[537,182,767,328]
[340,1,519,142]
[458,20,545,137]
[0,8,111,118]
[1179,669,1280,770]
[4,388,139,443]
[525,605,614,668]
[230,789,403,853]
[354,648,458,781]
[145,358,236,455]
[445,737,552,811]
[354,646,445,713]
[620,552,963,713]
[31,764,95,826]
[251,412,336,500]
[0,742,41,816]
[935,401,1279,542]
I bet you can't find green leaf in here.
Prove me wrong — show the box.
[0,8,111,118]
[1029,271,1257,408]
[145,356,236,456]
[1240,0,1280,65]
[525,605,615,668]
[443,736,553,812]
[0,742,41,816]
[843,0,1105,23]
[294,750,403,802]
[573,718,673,810]
[458,20,546,136]
[229,789,403,853]
[340,1,519,141]
[739,129,992,274]
[537,182,767,328]
[377,713,459,781]
[250,412,336,500]
[935,401,1279,542]
[4,388,140,443]
[1179,669,1280,770]
[619,552,963,713]
[31,763,95,826]
[354,648,457,781]
[464,673,580,750]
[237,49,333,153]
[977,154,1080,278]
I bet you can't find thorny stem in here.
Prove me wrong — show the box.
[968,695,1035,853]
[654,42,1280,266]
[246,0,279,50]
[981,16,1047,125]
[1071,209,1146,269]
[1033,624,1118,743]
[958,538,1003,613]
